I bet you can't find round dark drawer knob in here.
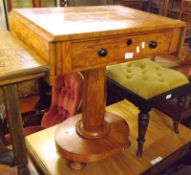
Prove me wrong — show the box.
[149,41,158,49]
[98,48,107,57]
[126,39,133,45]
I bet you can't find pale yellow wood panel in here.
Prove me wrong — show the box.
[0,32,49,85]
[9,12,53,62]
[10,6,185,41]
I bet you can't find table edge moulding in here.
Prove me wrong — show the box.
[9,5,186,169]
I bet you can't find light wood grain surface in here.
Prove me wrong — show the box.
[10,5,185,41]
[26,100,191,175]
[9,5,186,75]
[0,32,49,86]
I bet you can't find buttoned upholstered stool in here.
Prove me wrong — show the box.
[106,59,191,157]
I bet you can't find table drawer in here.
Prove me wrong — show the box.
[71,31,172,71]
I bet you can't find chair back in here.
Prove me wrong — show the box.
[41,73,84,128]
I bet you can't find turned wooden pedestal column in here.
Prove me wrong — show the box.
[76,68,110,139]
[55,68,130,169]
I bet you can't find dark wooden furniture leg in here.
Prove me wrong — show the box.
[161,0,170,16]
[35,78,50,110]
[188,116,191,128]
[147,0,152,12]
[0,140,15,166]
[32,0,41,7]
[173,120,179,134]
[137,109,150,157]
[3,84,30,175]
[0,101,15,166]
[6,0,12,12]
[173,96,186,133]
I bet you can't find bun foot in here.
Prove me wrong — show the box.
[68,161,86,170]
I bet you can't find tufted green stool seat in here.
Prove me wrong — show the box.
[106,59,191,157]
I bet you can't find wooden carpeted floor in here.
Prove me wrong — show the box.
[1,50,191,174]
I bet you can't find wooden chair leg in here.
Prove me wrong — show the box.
[188,116,191,128]
[150,56,156,61]
[35,78,51,110]
[173,96,187,133]
[137,111,150,157]
[173,120,179,133]
[0,101,15,166]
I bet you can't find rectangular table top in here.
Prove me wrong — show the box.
[0,32,49,86]
[10,5,185,41]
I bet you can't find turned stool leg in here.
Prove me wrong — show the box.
[188,116,191,128]
[173,96,186,133]
[137,111,150,157]
[173,120,179,134]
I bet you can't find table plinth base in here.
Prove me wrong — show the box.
[55,112,130,168]
[76,120,110,139]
